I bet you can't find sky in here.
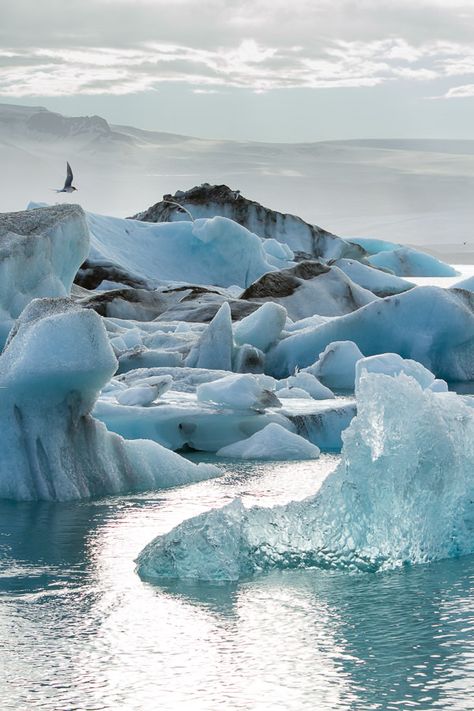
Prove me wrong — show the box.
[2,0,474,141]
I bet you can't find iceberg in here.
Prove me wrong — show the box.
[185,302,234,370]
[197,373,280,412]
[0,298,217,501]
[216,422,320,460]
[241,261,377,320]
[305,341,364,391]
[136,358,474,581]
[0,204,89,347]
[233,302,287,352]
[368,247,459,277]
[267,286,474,381]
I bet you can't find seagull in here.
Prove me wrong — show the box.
[56,162,77,193]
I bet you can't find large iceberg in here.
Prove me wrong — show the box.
[241,261,377,320]
[0,204,89,347]
[0,298,217,501]
[133,184,365,261]
[267,286,474,381]
[86,211,282,289]
[136,357,474,581]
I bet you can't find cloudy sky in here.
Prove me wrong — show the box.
[2,0,474,141]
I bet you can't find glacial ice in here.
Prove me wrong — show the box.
[242,262,378,320]
[197,373,281,412]
[233,302,287,352]
[368,247,459,277]
[85,211,283,288]
[216,422,320,460]
[136,360,474,581]
[306,341,364,391]
[185,302,234,370]
[332,258,414,296]
[0,298,217,501]
[277,372,335,400]
[0,204,89,347]
[268,286,474,381]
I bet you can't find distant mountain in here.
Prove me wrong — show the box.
[1,101,474,261]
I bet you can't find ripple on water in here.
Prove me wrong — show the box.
[0,456,473,710]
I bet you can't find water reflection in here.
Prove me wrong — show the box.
[0,461,473,710]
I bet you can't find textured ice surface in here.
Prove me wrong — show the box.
[216,422,320,460]
[268,286,474,381]
[333,258,414,296]
[185,302,234,370]
[306,341,364,391]
[355,353,447,391]
[242,262,378,320]
[368,247,459,277]
[85,211,282,288]
[0,298,217,501]
[137,362,474,581]
[0,205,89,346]
[234,302,287,352]
[197,373,280,412]
[279,372,335,400]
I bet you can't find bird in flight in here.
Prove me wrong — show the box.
[56,162,77,193]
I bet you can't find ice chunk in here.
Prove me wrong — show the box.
[276,387,313,399]
[267,286,474,381]
[368,247,459,277]
[242,262,378,320]
[185,302,234,370]
[332,258,414,296]
[306,341,364,390]
[234,302,287,352]
[197,373,280,411]
[137,363,474,581]
[0,205,89,346]
[0,298,217,501]
[216,422,320,460]
[279,372,335,400]
[85,211,280,289]
[355,353,441,390]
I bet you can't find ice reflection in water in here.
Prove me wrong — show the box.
[0,455,473,710]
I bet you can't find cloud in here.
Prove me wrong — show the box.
[443,83,474,98]
[2,1,474,98]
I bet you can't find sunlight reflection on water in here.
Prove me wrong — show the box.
[0,457,473,710]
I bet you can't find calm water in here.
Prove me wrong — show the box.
[1,456,473,711]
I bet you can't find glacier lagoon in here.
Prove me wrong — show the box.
[2,455,474,711]
[1,188,474,708]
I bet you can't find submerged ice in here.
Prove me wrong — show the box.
[136,358,474,581]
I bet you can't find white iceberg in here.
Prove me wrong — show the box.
[197,373,280,412]
[136,358,474,581]
[216,422,320,460]
[234,302,287,352]
[306,341,364,391]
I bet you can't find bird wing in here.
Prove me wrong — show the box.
[63,162,73,189]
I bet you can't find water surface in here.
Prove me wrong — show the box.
[1,456,473,710]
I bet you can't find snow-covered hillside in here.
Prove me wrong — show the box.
[1,102,474,261]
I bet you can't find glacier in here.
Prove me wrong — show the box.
[136,358,474,582]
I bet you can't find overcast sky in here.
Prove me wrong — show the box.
[2,0,474,141]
